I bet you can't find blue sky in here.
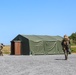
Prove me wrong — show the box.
[0,0,76,45]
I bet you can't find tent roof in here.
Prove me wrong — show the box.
[20,34,62,42]
[52,36,63,41]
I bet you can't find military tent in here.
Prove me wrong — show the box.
[11,34,63,55]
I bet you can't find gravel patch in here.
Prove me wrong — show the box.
[0,54,76,75]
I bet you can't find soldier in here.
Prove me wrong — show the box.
[0,43,4,56]
[61,35,71,54]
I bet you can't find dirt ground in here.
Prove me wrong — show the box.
[0,54,76,75]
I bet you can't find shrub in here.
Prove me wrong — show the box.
[71,46,76,53]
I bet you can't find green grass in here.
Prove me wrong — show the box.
[71,46,76,53]
[71,48,76,53]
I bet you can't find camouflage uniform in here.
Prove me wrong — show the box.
[61,35,71,54]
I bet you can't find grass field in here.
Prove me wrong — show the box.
[2,45,10,54]
[71,46,76,53]
[2,45,76,55]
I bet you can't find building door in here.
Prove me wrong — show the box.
[14,41,21,55]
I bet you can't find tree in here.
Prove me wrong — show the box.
[69,32,76,44]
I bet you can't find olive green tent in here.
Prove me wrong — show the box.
[11,34,63,55]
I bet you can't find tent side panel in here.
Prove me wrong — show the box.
[29,41,44,55]
[44,41,57,54]
[56,41,64,54]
